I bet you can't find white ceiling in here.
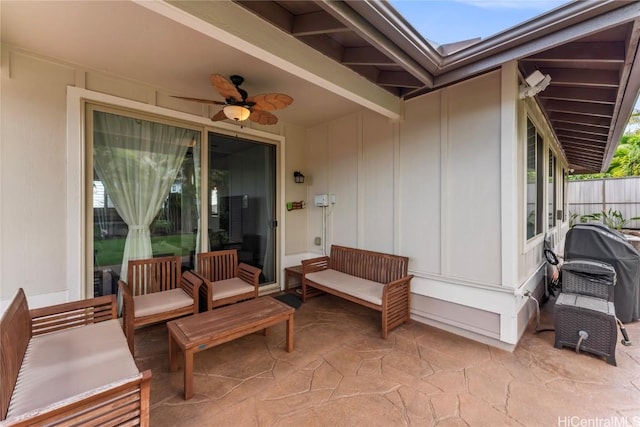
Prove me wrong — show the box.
[0,0,365,127]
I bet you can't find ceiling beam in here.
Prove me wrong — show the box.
[556,130,607,143]
[553,122,611,136]
[377,71,423,88]
[550,112,612,127]
[522,42,626,63]
[539,86,617,104]
[542,68,620,88]
[543,100,614,117]
[342,46,394,65]
[292,11,348,36]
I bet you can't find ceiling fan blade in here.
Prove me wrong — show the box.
[210,74,243,102]
[171,95,226,105]
[246,93,293,112]
[211,109,227,121]
[249,110,278,125]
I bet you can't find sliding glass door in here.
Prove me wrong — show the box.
[207,132,277,285]
[87,106,277,296]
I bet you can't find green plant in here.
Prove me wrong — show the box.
[572,208,640,230]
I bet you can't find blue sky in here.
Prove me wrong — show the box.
[389,0,568,45]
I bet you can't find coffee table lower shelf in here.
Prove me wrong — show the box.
[167,296,295,400]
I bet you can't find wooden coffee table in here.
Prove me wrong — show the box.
[167,296,295,400]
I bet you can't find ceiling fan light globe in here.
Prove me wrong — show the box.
[223,105,251,121]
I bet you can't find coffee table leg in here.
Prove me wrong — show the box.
[286,314,294,352]
[184,349,194,400]
[169,331,178,372]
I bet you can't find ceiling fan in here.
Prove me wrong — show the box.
[172,74,293,125]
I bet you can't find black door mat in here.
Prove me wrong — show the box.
[273,293,302,310]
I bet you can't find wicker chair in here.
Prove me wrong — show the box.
[119,256,201,354]
[195,249,260,310]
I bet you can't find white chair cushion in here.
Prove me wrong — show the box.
[211,277,254,301]
[134,288,193,318]
[8,319,139,418]
[305,269,384,306]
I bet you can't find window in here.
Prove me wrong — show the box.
[526,119,544,240]
[548,151,556,229]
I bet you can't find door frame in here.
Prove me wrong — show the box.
[67,86,285,300]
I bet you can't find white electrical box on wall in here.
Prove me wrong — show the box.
[314,194,329,207]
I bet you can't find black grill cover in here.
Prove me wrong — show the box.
[564,223,640,323]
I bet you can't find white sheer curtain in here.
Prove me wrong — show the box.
[93,111,191,281]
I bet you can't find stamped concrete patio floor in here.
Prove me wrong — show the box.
[136,294,640,426]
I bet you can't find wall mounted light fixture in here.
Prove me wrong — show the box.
[294,171,305,184]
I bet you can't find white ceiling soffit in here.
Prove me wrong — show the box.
[152,0,402,120]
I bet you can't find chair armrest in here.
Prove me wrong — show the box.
[238,263,260,297]
[302,256,329,274]
[29,294,116,337]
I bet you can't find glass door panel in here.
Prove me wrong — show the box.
[208,132,276,285]
[91,109,200,296]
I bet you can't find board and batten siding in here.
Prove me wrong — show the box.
[305,71,508,345]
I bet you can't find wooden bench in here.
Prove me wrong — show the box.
[1,288,151,426]
[302,245,413,338]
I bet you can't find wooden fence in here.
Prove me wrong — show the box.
[568,176,640,229]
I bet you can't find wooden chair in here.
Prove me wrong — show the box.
[195,249,260,310]
[119,255,201,354]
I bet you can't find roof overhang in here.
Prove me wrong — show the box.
[234,0,640,172]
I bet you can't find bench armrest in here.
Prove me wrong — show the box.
[302,256,329,274]
[118,280,135,354]
[29,294,117,337]
[179,271,202,304]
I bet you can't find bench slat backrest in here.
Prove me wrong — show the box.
[1,289,32,421]
[329,245,409,283]
[127,256,182,297]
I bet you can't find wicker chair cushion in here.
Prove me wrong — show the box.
[305,269,384,305]
[8,319,139,418]
[133,288,193,317]
[211,278,255,301]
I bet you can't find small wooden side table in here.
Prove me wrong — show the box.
[284,265,303,292]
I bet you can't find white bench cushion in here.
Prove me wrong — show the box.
[134,287,193,318]
[306,269,384,306]
[211,278,254,301]
[7,319,139,418]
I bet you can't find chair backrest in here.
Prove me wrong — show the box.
[127,255,182,296]
[196,250,238,282]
